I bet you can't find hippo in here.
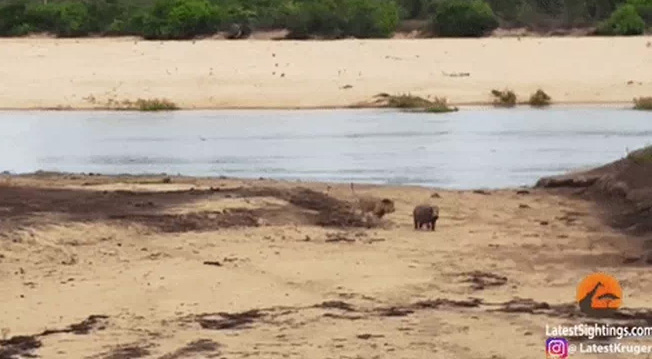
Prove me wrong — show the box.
[413,204,439,231]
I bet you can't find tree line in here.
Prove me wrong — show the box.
[0,0,649,39]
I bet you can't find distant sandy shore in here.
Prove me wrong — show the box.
[0,36,651,109]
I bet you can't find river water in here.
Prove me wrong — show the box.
[0,108,650,189]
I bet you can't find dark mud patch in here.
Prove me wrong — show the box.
[0,336,41,359]
[0,315,108,359]
[0,185,225,232]
[158,339,220,359]
[0,182,377,235]
[376,307,415,317]
[109,209,259,233]
[187,297,652,338]
[460,271,508,290]
[198,310,265,330]
[229,186,374,228]
[42,314,109,335]
[413,298,483,309]
[95,343,152,359]
[315,301,356,312]
[536,145,652,237]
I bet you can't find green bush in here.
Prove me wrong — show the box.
[0,0,645,39]
[286,0,343,38]
[0,0,28,35]
[343,0,400,38]
[627,0,652,24]
[433,0,499,37]
[286,0,399,39]
[597,4,645,35]
[22,2,93,37]
[136,0,221,39]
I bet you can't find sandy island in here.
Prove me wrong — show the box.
[1,167,652,358]
[0,36,651,109]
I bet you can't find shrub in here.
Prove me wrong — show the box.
[342,0,400,38]
[529,89,551,107]
[627,0,652,25]
[491,89,517,107]
[634,96,652,110]
[380,93,457,112]
[22,1,93,37]
[0,0,28,35]
[397,0,439,19]
[85,0,128,34]
[424,97,459,112]
[135,98,179,111]
[108,98,179,111]
[597,4,645,35]
[286,0,399,39]
[386,93,434,108]
[432,0,498,37]
[56,2,92,36]
[137,0,220,39]
[285,0,344,38]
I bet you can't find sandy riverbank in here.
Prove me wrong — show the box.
[1,173,651,358]
[0,36,650,109]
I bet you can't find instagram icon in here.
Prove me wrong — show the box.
[546,337,569,358]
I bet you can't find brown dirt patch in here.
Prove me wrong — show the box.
[0,182,377,235]
[158,339,220,359]
[0,315,108,359]
[536,145,652,236]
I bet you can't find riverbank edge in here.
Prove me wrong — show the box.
[0,171,534,191]
[0,101,641,112]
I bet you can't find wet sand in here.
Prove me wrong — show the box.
[1,173,651,358]
[0,36,651,109]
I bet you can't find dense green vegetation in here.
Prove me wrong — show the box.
[0,0,649,39]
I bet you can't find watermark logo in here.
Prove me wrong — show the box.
[576,272,622,318]
[546,337,570,358]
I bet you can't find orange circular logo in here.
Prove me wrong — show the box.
[576,273,622,311]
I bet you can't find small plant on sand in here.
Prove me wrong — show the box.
[112,98,179,111]
[424,97,459,113]
[528,89,552,107]
[378,93,457,113]
[134,98,179,111]
[633,96,652,110]
[491,89,517,107]
[386,93,435,108]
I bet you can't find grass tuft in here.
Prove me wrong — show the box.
[627,146,652,165]
[134,98,179,111]
[491,89,517,107]
[424,97,459,113]
[378,93,458,113]
[106,98,179,111]
[633,97,652,110]
[386,94,434,108]
[528,89,551,107]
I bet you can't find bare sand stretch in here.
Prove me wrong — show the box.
[0,36,650,109]
[1,174,651,358]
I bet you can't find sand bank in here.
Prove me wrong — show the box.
[1,173,651,358]
[0,36,650,109]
